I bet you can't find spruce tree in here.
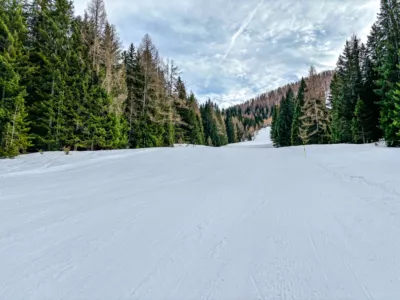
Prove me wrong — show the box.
[270,104,280,147]
[374,0,400,146]
[187,92,204,145]
[225,112,236,144]
[0,0,30,157]
[291,78,306,146]
[393,81,400,139]
[351,98,369,143]
[23,0,74,151]
[277,88,294,147]
[360,40,382,142]
[200,100,228,147]
[330,36,363,143]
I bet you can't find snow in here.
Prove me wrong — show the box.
[227,126,273,148]
[1,136,400,299]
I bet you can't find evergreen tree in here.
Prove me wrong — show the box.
[351,98,369,143]
[291,78,307,146]
[393,80,400,139]
[330,36,363,143]
[277,88,294,147]
[0,0,30,157]
[200,100,228,147]
[225,112,236,144]
[174,77,190,143]
[270,104,280,147]
[22,0,73,151]
[124,43,142,148]
[187,92,204,145]
[329,73,342,143]
[360,39,382,142]
[374,0,400,146]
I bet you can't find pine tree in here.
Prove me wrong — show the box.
[124,43,140,148]
[0,0,31,157]
[270,104,280,147]
[329,72,342,143]
[352,98,369,143]
[200,100,228,147]
[277,88,294,147]
[22,0,74,151]
[393,80,400,139]
[374,0,400,146]
[225,112,236,144]
[330,36,363,143]
[174,76,190,143]
[360,39,382,142]
[291,78,307,146]
[187,92,204,145]
[62,16,90,150]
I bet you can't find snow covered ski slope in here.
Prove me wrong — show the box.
[227,127,273,148]
[1,135,400,299]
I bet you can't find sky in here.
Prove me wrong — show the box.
[73,0,380,108]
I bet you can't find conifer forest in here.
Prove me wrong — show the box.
[1,0,400,158]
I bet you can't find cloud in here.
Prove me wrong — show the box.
[73,0,380,108]
[223,0,265,60]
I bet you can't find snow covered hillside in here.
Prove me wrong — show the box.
[1,139,400,299]
[227,126,272,148]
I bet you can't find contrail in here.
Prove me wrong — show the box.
[222,0,265,60]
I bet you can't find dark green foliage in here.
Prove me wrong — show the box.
[200,100,228,147]
[0,0,31,157]
[225,113,236,144]
[187,93,205,145]
[276,89,294,147]
[330,36,363,143]
[270,105,280,146]
[373,0,400,146]
[0,0,205,157]
[352,98,369,143]
[291,78,306,146]
[393,81,400,139]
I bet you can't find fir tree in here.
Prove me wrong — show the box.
[374,0,400,146]
[330,36,363,143]
[393,80,400,140]
[270,104,280,147]
[351,98,369,143]
[200,100,228,147]
[187,92,204,145]
[277,88,294,147]
[291,78,307,146]
[360,40,382,142]
[225,112,236,144]
[0,0,31,157]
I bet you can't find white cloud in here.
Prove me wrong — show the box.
[72,0,380,106]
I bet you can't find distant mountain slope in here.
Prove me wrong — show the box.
[223,70,334,142]
[227,127,272,148]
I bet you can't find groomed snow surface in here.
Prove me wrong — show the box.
[1,127,400,300]
[227,127,273,148]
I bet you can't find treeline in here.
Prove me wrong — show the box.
[271,0,400,148]
[223,104,269,143]
[0,0,228,158]
[224,71,333,144]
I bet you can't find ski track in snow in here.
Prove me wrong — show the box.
[1,128,400,299]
